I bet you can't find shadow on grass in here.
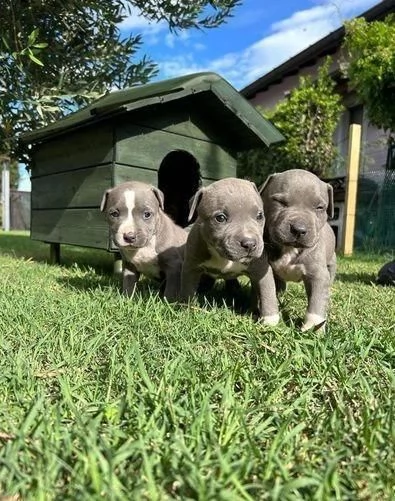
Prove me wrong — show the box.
[0,231,114,275]
[336,272,377,285]
[198,279,252,315]
[56,273,120,292]
[57,273,167,297]
[57,273,253,317]
[0,232,286,316]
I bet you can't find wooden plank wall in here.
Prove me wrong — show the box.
[115,111,238,184]
[30,125,114,249]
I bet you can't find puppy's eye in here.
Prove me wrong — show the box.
[273,197,288,207]
[316,205,325,212]
[109,209,120,218]
[257,211,264,221]
[215,213,227,223]
[143,211,152,220]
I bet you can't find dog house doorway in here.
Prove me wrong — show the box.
[158,150,201,227]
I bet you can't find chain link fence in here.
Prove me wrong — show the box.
[355,138,395,251]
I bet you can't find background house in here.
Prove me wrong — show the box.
[241,0,395,252]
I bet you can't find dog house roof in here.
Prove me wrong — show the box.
[21,72,284,149]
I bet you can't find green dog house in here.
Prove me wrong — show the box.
[21,72,283,262]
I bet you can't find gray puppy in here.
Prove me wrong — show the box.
[260,169,336,331]
[100,181,187,301]
[180,178,279,325]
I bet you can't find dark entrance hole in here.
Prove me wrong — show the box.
[158,150,201,227]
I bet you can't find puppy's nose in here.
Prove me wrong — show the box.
[290,222,307,237]
[123,232,136,244]
[240,238,257,251]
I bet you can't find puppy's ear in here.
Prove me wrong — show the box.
[326,183,334,219]
[249,181,261,196]
[152,186,165,210]
[258,174,276,195]
[100,188,112,212]
[188,188,204,222]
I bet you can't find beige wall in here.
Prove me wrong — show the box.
[250,52,341,111]
[360,121,388,180]
[247,47,388,179]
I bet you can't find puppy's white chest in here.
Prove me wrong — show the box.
[122,238,160,279]
[272,248,306,282]
[202,253,247,278]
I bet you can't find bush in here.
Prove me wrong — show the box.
[238,59,344,186]
[343,14,395,134]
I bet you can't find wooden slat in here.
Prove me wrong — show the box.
[31,208,109,249]
[114,164,217,189]
[113,164,157,186]
[127,108,215,142]
[32,125,114,176]
[116,124,237,180]
[31,164,113,210]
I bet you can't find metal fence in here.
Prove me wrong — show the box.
[355,144,395,251]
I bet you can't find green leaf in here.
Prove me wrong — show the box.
[28,52,44,66]
[27,28,39,45]
[32,42,48,49]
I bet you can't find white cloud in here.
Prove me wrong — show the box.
[119,7,166,33]
[165,30,190,48]
[193,42,206,51]
[118,6,168,45]
[271,5,333,32]
[156,0,379,89]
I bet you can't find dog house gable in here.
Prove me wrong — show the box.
[21,72,283,254]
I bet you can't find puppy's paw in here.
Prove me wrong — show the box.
[261,314,280,326]
[301,313,326,332]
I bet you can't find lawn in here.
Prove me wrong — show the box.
[0,231,394,500]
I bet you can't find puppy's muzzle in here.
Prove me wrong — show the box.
[223,234,262,262]
[290,221,307,238]
[123,232,137,245]
[240,237,257,252]
[116,231,146,249]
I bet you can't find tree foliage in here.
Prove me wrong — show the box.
[238,60,344,186]
[343,14,395,134]
[0,0,240,162]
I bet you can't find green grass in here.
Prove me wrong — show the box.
[0,231,394,500]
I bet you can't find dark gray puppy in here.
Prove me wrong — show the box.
[180,178,279,325]
[377,259,395,286]
[100,181,187,301]
[260,169,336,331]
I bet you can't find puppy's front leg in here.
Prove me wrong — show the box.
[327,253,337,285]
[302,271,331,331]
[274,275,287,295]
[250,259,279,326]
[122,261,140,297]
[180,263,202,302]
[163,264,183,302]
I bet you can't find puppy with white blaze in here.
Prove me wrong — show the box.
[260,169,337,332]
[180,177,279,325]
[100,181,187,301]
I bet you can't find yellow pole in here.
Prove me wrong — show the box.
[342,123,362,255]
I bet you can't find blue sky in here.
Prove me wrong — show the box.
[18,0,380,191]
[119,0,380,90]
